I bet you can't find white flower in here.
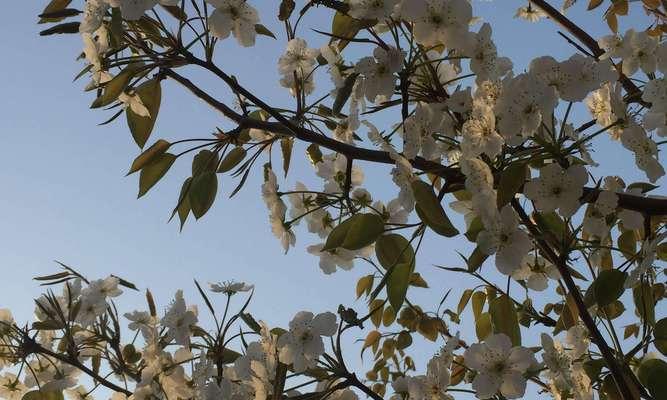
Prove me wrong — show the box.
[209,280,254,295]
[524,163,588,218]
[375,198,409,225]
[511,255,560,291]
[643,77,667,114]
[461,104,503,159]
[262,167,295,252]
[0,373,27,400]
[477,205,532,275]
[349,0,399,20]
[80,0,108,33]
[495,73,558,144]
[355,46,403,103]
[530,54,617,102]
[618,29,659,76]
[598,34,625,59]
[584,83,625,140]
[540,334,592,400]
[464,334,536,399]
[288,182,316,220]
[625,232,667,288]
[206,0,260,47]
[582,190,618,238]
[316,154,364,193]
[161,290,198,345]
[278,38,319,76]
[468,23,512,83]
[514,6,546,23]
[277,311,337,372]
[620,124,665,183]
[411,0,474,51]
[118,91,150,117]
[402,102,447,160]
[307,243,372,275]
[124,310,156,340]
[280,70,315,97]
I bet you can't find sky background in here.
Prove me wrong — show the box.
[0,0,660,396]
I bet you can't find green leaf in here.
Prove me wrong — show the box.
[218,147,247,173]
[464,216,483,242]
[306,144,323,165]
[138,153,176,197]
[375,234,415,270]
[497,163,527,207]
[175,178,192,230]
[22,391,64,400]
[330,11,374,50]
[554,294,579,334]
[471,291,486,318]
[192,150,219,176]
[585,269,627,307]
[128,139,170,175]
[655,317,667,355]
[39,0,73,23]
[466,246,488,272]
[280,138,293,177]
[376,234,416,311]
[127,78,162,148]
[324,214,384,251]
[91,65,138,108]
[39,21,79,35]
[618,230,637,259]
[457,289,474,315]
[633,282,655,326]
[637,359,667,399]
[489,295,521,346]
[332,73,358,115]
[627,182,659,194]
[254,24,276,39]
[475,312,492,341]
[411,180,458,237]
[387,258,415,312]
[278,0,296,20]
[189,172,218,219]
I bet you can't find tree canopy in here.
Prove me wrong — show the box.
[1,1,666,400]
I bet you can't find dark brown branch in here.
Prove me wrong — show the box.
[164,67,667,216]
[511,199,645,400]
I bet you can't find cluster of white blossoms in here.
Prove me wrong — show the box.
[205,0,260,47]
[277,38,320,97]
[262,167,295,253]
[540,326,592,400]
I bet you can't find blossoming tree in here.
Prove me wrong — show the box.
[2,0,666,399]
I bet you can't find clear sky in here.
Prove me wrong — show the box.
[0,0,656,393]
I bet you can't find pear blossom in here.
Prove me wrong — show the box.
[619,124,665,183]
[511,255,560,291]
[625,232,667,288]
[278,38,319,76]
[355,46,403,103]
[349,0,399,20]
[643,77,667,113]
[402,102,447,160]
[618,29,659,76]
[119,91,150,117]
[461,104,503,159]
[124,310,156,340]
[277,311,337,372]
[410,0,474,51]
[582,190,618,238]
[376,198,409,225]
[80,0,108,33]
[524,163,588,218]
[161,290,198,345]
[209,280,254,295]
[0,373,27,400]
[206,0,260,47]
[540,334,592,400]
[477,206,532,275]
[495,73,558,144]
[468,23,512,82]
[464,334,536,399]
[514,5,546,23]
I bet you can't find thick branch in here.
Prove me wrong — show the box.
[164,68,667,215]
[511,199,644,400]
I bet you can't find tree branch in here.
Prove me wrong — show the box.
[511,199,645,400]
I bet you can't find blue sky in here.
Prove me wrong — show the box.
[0,0,657,391]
